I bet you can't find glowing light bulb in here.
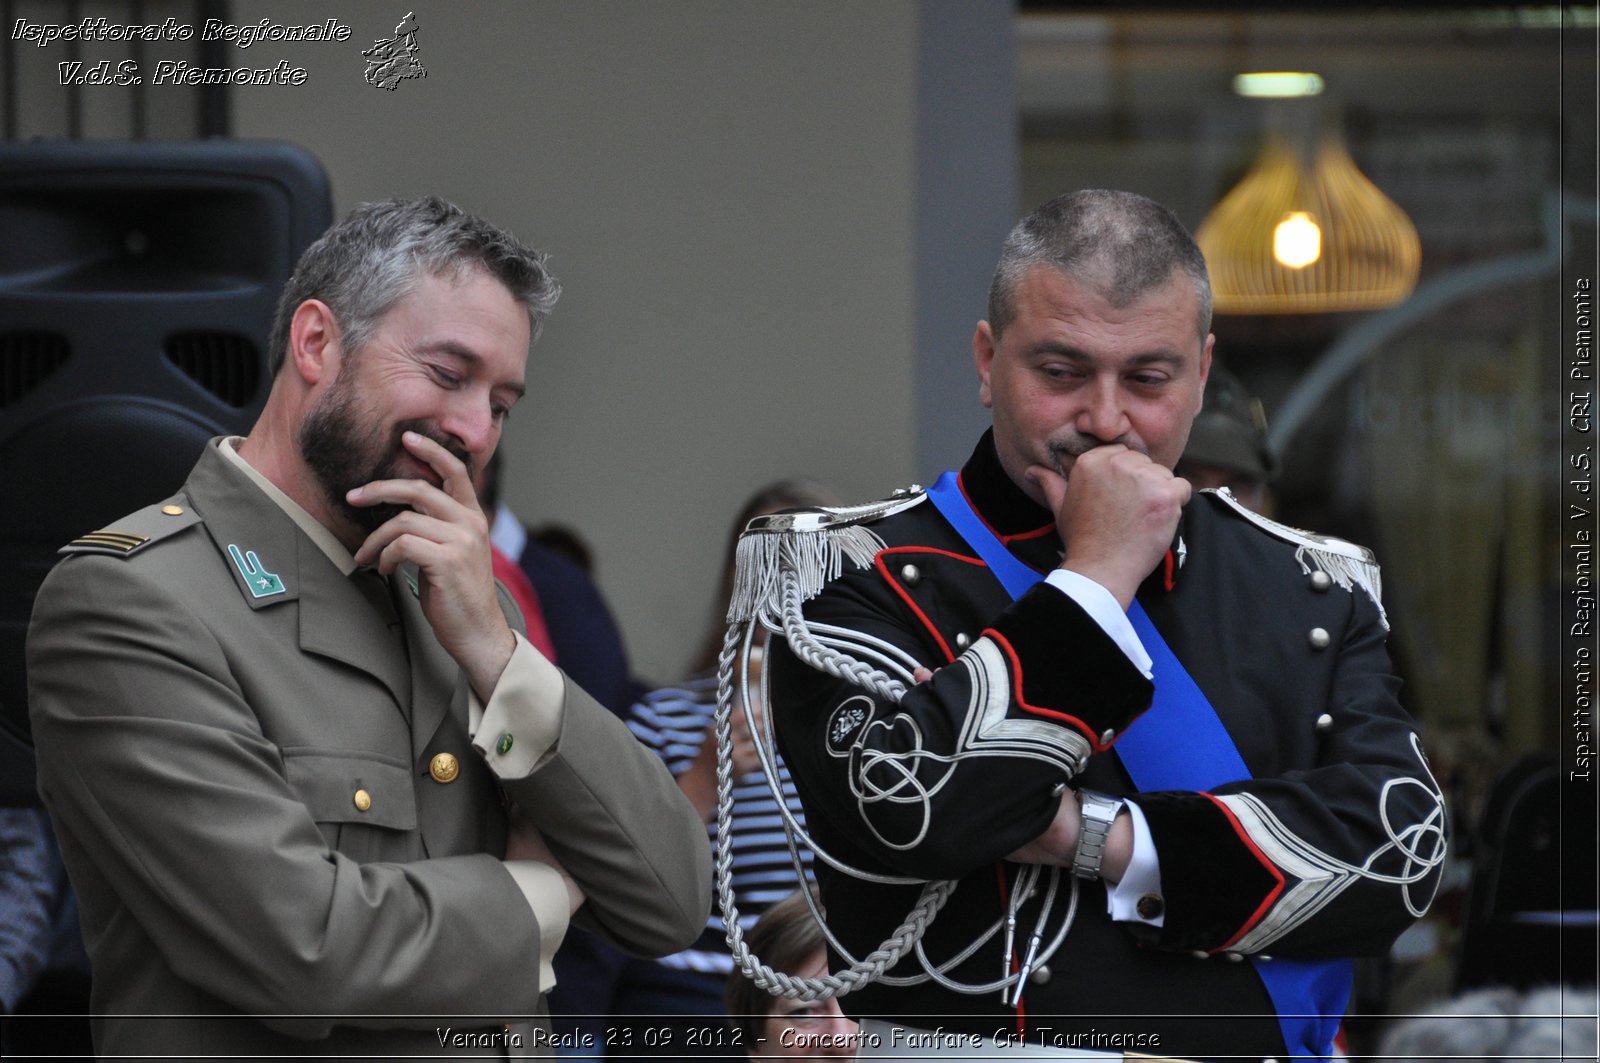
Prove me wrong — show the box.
[1273,212,1321,269]
[1233,72,1325,99]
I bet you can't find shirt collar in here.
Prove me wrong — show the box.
[491,500,527,559]
[218,436,359,576]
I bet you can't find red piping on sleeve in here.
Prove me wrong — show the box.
[984,626,1104,751]
[873,547,985,665]
[1201,791,1287,951]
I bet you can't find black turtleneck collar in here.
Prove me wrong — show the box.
[955,429,1057,540]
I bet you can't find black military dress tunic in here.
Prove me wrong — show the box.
[766,432,1445,1059]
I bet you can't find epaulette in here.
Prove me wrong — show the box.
[727,486,926,623]
[60,497,201,559]
[1204,487,1388,629]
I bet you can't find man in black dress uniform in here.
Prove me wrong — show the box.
[758,190,1445,1060]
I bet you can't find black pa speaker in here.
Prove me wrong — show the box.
[0,140,332,794]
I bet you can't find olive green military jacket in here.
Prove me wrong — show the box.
[27,440,711,1058]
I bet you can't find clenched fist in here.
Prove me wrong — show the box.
[1027,444,1189,609]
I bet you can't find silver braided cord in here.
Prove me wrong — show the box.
[716,533,1070,1003]
[716,619,958,1001]
[778,576,908,704]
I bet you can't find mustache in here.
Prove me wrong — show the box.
[1048,437,1100,462]
[393,419,474,479]
[1046,434,1148,474]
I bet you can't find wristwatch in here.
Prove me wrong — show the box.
[1071,789,1121,880]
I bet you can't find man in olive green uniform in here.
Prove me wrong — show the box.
[27,197,711,1057]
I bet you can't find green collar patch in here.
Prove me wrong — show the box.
[228,544,287,599]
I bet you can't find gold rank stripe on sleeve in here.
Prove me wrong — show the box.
[68,531,151,554]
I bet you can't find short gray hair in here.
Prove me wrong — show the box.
[266,196,560,374]
[987,189,1211,341]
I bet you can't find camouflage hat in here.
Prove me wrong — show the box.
[1183,365,1276,480]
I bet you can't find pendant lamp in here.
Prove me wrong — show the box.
[1196,131,1421,314]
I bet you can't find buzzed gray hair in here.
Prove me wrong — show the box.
[266,196,560,375]
[987,189,1212,341]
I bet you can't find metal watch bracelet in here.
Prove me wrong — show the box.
[1071,789,1121,880]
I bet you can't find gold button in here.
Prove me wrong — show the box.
[161,504,185,516]
[429,752,460,784]
[1136,893,1165,920]
[353,789,372,812]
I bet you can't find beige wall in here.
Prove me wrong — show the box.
[231,1,923,682]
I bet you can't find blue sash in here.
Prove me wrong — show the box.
[926,470,1350,1060]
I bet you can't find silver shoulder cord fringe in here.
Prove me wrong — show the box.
[1206,486,1390,631]
[717,512,1077,1003]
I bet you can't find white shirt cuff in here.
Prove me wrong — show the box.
[502,860,573,991]
[470,633,565,779]
[1104,798,1164,927]
[1044,569,1154,679]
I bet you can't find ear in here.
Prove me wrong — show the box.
[1195,333,1215,415]
[973,321,998,410]
[287,300,342,386]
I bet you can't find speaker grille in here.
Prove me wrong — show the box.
[164,332,262,408]
[0,332,70,407]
